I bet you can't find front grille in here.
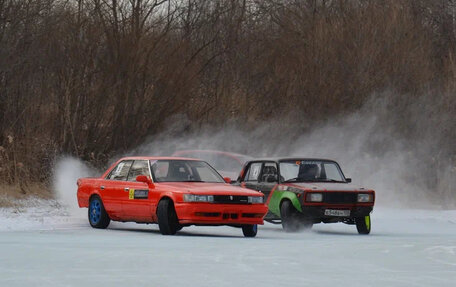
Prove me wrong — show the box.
[222,213,239,219]
[323,192,357,204]
[195,212,221,217]
[213,195,249,204]
[242,213,264,218]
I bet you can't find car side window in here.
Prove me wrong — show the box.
[127,160,150,182]
[106,160,133,180]
[260,162,278,183]
[244,163,262,182]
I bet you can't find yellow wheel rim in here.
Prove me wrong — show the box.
[365,215,371,230]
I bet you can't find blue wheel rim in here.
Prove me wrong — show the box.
[89,199,102,224]
[253,224,257,233]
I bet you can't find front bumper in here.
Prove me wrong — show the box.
[300,205,373,218]
[174,202,268,225]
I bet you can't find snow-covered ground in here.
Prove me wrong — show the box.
[1,205,456,287]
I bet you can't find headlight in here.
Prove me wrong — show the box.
[357,193,373,202]
[248,196,264,204]
[306,193,323,202]
[183,194,214,202]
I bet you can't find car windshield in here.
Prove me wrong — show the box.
[150,160,225,183]
[279,160,346,183]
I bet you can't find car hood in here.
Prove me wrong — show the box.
[217,170,240,180]
[157,182,263,196]
[286,182,373,192]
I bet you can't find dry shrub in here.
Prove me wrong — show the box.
[0,183,52,207]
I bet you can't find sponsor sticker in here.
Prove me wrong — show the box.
[134,189,148,199]
[129,189,149,200]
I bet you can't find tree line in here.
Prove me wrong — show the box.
[0,0,455,187]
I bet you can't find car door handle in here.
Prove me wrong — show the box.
[100,186,105,190]
[124,187,130,191]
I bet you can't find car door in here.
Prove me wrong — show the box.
[120,160,153,222]
[258,162,279,202]
[240,162,263,191]
[102,160,134,219]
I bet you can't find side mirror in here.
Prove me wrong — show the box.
[224,177,232,183]
[345,178,352,183]
[136,175,154,188]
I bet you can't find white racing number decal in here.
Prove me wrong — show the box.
[115,162,124,173]
[111,162,125,177]
[252,165,261,178]
[129,189,149,200]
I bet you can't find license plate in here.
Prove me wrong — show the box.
[324,209,350,217]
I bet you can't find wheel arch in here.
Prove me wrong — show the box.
[158,195,174,204]
[89,191,102,203]
[269,189,302,216]
[279,192,302,213]
[153,194,176,216]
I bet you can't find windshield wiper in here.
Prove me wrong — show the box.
[283,178,320,183]
[322,179,345,183]
[283,178,345,183]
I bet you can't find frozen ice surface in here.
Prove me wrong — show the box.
[1,204,456,287]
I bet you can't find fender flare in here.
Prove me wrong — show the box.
[269,190,302,216]
[153,192,177,214]
[89,191,102,202]
[279,192,302,212]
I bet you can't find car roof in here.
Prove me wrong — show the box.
[172,149,252,159]
[118,156,202,161]
[246,157,338,163]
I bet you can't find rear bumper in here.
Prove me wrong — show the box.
[175,202,268,225]
[77,193,89,208]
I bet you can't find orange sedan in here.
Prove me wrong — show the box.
[77,157,268,237]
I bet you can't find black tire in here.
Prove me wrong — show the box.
[157,198,180,235]
[280,200,301,232]
[356,215,371,235]
[242,224,258,237]
[88,195,110,229]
